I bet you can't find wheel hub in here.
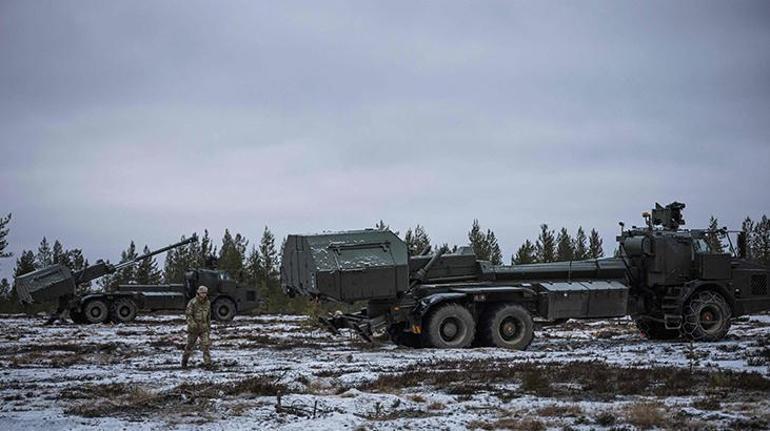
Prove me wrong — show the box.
[499,317,522,342]
[700,306,722,332]
[440,318,460,341]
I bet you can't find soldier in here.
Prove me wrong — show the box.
[182,285,212,369]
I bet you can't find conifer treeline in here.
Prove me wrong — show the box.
[511,225,605,265]
[738,216,770,266]
[387,220,602,265]
[3,212,770,311]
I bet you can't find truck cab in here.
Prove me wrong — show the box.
[184,269,261,321]
[620,202,770,341]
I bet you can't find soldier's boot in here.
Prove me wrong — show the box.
[202,349,212,369]
[181,354,189,369]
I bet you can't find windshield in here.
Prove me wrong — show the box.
[692,238,711,254]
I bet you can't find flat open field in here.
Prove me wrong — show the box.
[1,313,769,430]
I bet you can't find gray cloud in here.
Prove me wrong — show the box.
[1,0,769,278]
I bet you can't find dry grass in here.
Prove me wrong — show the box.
[692,397,721,411]
[66,386,174,418]
[6,341,139,368]
[427,401,445,410]
[360,358,770,400]
[623,401,666,430]
[593,410,616,426]
[408,394,426,403]
[63,376,286,419]
[468,416,546,431]
[227,402,253,416]
[536,403,582,417]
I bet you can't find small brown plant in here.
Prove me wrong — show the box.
[624,401,666,430]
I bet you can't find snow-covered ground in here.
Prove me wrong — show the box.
[1,313,769,430]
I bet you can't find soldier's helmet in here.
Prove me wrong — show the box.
[197,285,208,294]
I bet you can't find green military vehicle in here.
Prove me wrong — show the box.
[14,235,261,324]
[115,268,261,323]
[281,203,770,349]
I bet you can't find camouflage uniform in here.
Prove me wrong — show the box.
[182,296,211,367]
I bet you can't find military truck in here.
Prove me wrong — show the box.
[281,203,770,349]
[14,235,261,324]
[114,268,261,323]
[618,202,769,341]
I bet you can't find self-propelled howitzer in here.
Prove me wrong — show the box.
[15,235,197,324]
[281,202,770,349]
[281,230,630,349]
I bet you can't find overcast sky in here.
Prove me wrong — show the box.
[1,0,769,279]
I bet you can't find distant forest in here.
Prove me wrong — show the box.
[1,212,769,314]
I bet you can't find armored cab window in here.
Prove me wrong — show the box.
[692,239,711,255]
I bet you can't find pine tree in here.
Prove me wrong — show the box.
[404,225,431,256]
[512,240,537,265]
[135,245,162,284]
[705,216,725,253]
[52,240,65,265]
[66,249,87,272]
[164,234,195,283]
[588,229,604,259]
[556,227,574,261]
[754,215,770,266]
[468,219,491,260]
[741,217,755,260]
[197,229,214,267]
[535,224,556,263]
[245,245,261,286]
[0,278,10,298]
[486,230,503,264]
[259,226,278,287]
[219,229,248,280]
[163,245,180,283]
[114,241,138,286]
[36,237,53,268]
[0,213,12,261]
[573,227,588,260]
[14,250,36,277]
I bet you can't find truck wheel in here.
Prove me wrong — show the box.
[70,309,87,324]
[212,298,236,321]
[423,303,475,349]
[111,299,137,323]
[388,324,422,348]
[83,299,109,324]
[480,304,534,350]
[634,317,680,340]
[682,291,732,341]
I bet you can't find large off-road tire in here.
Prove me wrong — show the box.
[83,299,109,324]
[682,290,732,342]
[634,317,681,340]
[70,309,87,324]
[479,304,534,350]
[423,303,476,349]
[388,324,422,348]
[212,297,236,321]
[111,298,138,323]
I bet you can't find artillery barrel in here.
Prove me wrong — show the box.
[490,257,627,282]
[113,235,197,271]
